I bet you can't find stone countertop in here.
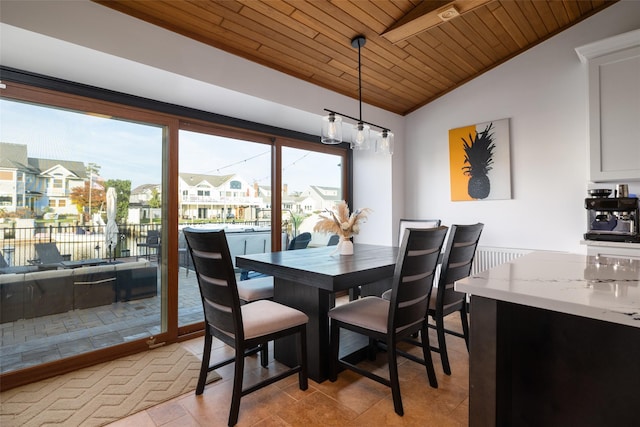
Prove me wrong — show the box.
[580,239,640,249]
[455,251,640,329]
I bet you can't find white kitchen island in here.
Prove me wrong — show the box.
[456,251,640,427]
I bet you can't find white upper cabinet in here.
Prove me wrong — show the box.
[576,30,640,182]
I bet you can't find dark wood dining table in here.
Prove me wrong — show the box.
[236,243,398,382]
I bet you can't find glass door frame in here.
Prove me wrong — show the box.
[0,81,176,389]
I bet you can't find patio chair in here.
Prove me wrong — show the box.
[183,227,308,426]
[178,230,191,276]
[33,242,71,265]
[327,234,340,246]
[288,232,311,250]
[0,251,38,274]
[137,229,160,261]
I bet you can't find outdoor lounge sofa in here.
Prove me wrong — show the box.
[0,260,158,323]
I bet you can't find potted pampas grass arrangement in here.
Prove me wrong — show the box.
[313,201,371,255]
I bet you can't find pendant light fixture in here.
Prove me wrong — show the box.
[321,35,393,155]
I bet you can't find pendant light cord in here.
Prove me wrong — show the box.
[322,34,392,148]
[358,41,362,123]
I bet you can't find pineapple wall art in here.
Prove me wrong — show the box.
[449,119,511,201]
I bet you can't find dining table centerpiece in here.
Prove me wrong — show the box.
[313,201,371,255]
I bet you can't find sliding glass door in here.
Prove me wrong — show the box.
[0,90,166,375]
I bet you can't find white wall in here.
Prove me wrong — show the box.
[405,0,640,253]
[0,0,403,245]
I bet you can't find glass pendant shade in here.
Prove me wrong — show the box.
[375,130,394,155]
[321,113,343,144]
[321,35,391,154]
[351,122,370,150]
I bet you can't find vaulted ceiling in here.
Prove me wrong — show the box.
[94,0,618,116]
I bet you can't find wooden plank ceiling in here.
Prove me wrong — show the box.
[94,0,618,116]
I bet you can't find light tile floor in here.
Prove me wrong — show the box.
[107,302,470,427]
[2,273,470,426]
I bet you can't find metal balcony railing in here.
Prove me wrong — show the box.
[0,220,272,267]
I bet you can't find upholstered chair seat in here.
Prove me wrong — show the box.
[237,276,274,303]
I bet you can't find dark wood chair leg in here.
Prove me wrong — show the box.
[228,350,245,426]
[387,337,404,416]
[460,307,470,351]
[436,316,452,375]
[260,343,268,367]
[196,332,212,395]
[420,325,438,388]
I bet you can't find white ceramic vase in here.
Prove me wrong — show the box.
[339,238,354,256]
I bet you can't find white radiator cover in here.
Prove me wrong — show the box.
[471,247,532,275]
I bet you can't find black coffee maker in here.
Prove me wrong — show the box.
[584,189,640,242]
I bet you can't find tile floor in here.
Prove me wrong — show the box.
[107,311,470,426]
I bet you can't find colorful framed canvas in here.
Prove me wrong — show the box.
[449,118,511,201]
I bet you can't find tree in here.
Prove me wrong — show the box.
[70,182,105,219]
[148,187,161,208]
[289,212,308,237]
[104,179,132,223]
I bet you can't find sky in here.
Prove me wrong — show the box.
[1,99,342,192]
[0,99,162,189]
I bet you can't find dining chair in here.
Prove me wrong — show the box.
[382,222,484,375]
[328,226,448,416]
[357,219,441,299]
[238,231,312,304]
[427,222,483,375]
[183,227,309,426]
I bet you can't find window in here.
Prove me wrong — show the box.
[53,179,63,188]
[177,125,348,326]
[281,146,344,246]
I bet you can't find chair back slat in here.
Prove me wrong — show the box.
[436,223,484,312]
[183,228,243,344]
[389,227,448,335]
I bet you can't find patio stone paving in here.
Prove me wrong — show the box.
[0,266,205,374]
